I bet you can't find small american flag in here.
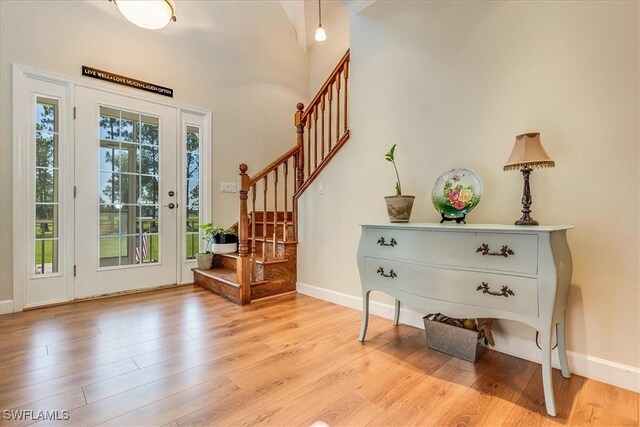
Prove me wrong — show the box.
[135,233,148,263]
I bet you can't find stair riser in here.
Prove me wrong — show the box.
[249,241,283,259]
[214,254,237,270]
[258,260,296,282]
[251,211,293,223]
[249,240,296,259]
[251,223,295,240]
[251,277,296,300]
[194,271,242,305]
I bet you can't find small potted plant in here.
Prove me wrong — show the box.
[384,144,415,222]
[196,223,215,269]
[201,223,239,255]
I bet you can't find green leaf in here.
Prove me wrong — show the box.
[385,144,396,162]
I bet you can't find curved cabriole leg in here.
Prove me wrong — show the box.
[557,311,571,378]
[359,290,371,342]
[393,299,401,326]
[540,328,557,417]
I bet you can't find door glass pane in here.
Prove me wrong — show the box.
[185,125,200,259]
[34,97,60,275]
[99,106,160,267]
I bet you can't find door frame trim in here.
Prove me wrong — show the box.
[12,64,211,311]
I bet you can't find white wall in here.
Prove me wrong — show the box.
[0,0,309,300]
[305,0,350,93]
[298,0,640,372]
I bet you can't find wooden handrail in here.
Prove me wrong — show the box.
[300,49,350,123]
[249,145,300,187]
[294,130,350,199]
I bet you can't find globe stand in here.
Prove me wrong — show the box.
[440,213,466,224]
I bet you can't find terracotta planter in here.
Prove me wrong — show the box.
[196,253,214,269]
[384,195,415,223]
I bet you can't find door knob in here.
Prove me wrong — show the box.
[164,203,176,209]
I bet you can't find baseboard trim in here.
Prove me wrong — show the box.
[296,282,640,393]
[0,300,14,315]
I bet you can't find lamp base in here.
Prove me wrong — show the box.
[514,165,539,226]
[515,217,539,226]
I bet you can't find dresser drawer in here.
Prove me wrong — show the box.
[470,233,538,274]
[364,227,538,275]
[364,228,475,267]
[363,257,539,317]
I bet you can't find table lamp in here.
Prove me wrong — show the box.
[504,132,555,225]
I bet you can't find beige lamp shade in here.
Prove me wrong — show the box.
[503,133,555,171]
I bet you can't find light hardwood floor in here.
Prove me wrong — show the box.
[0,286,637,426]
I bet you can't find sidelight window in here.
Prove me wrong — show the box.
[34,97,60,275]
[185,125,200,259]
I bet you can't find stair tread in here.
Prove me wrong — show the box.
[216,252,291,265]
[193,267,273,287]
[192,268,239,287]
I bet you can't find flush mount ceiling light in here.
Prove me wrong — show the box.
[315,0,326,42]
[110,0,177,30]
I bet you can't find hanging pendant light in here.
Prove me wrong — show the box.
[315,0,327,42]
[110,0,177,30]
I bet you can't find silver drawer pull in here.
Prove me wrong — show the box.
[476,243,515,257]
[377,237,397,247]
[377,267,397,278]
[476,282,515,297]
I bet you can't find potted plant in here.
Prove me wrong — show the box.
[196,223,215,269]
[384,144,415,222]
[201,223,239,255]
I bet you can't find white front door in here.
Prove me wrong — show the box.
[74,87,178,298]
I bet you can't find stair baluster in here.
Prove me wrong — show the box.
[273,168,278,257]
[262,175,268,261]
[283,161,289,242]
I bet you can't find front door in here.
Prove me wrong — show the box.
[74,87,178,298]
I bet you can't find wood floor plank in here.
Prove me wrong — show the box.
[1,389,86,427]
[57,368,238,426]
[503,365,585,426]
[569,377,638,426]
[366,363,478,427]
[96,375,239,427]
[0,358,138,410]
[0,288,635,427]
[0,332,193,383]
[308,392,385,427]
[83,340,277,403]
[175,317,404,426]
[433,351,539,426]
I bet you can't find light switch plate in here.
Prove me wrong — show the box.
[220,182,237,193]
[318,181,324,195]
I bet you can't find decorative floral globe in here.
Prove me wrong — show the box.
[431,168,483,219]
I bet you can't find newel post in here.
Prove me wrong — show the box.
[295,102,305,190]
[237,163,251,304]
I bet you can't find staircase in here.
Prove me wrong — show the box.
[194,50,350,304]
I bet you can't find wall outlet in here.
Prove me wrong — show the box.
[318,181,324,195]
[220,182,237,193]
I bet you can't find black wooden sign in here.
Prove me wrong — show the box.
[82,66,173,98]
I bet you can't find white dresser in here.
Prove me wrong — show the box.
[357,223,573,416]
